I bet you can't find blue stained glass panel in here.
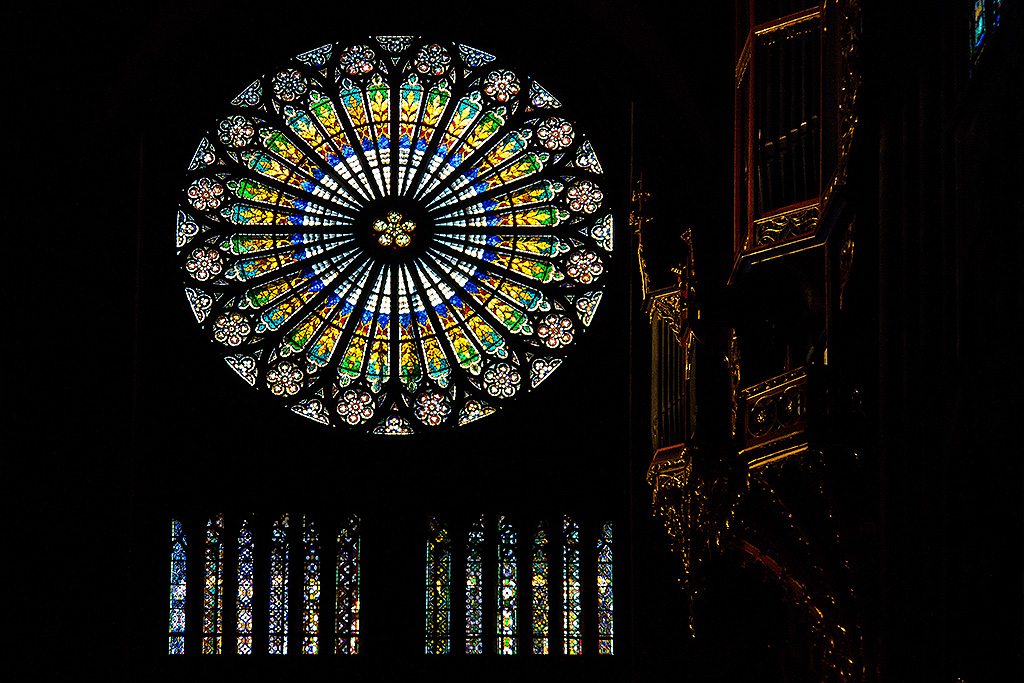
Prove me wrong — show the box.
[237,520,254,654]
[168,520,187,655]
[269,514,290,654]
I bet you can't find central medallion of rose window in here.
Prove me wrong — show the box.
[374,211,416,248]
[177,37,614,434]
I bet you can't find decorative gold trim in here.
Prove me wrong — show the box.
[684,329,693,381]
[735,32,753,88]
[746,442,809,468]
[648,288,682,336]
[637,238,651,302]
[646,443,693,501]
[647,442,704,636]
[754,7,823,36]
[740,428,807,457]
[740,368,809,463]
[755,7,822,47]
[823,0,861,211]
[742,234,823,262]
[755,200,819,222]
[740,367,807,402]
[631,175,652,302]
[728,330,741,440]
[838,218,855,309]
[753,202,820,247]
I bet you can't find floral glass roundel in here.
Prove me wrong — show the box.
[177,37,613,434]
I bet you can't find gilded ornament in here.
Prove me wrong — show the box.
[753,203,820,246]
[839,219,856,309]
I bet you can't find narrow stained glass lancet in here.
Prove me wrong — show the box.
[168,519,187,654]
[465,515,485,654]
[426,517,451,654]
[302,517,321,654]
[562,515,582,655]
[177,37,614,435]
[972,0,1005,64]
[335,515,361,654]
[532,523,549,655]
[596,521,614,654]
[236,519,255,654]
[203,513,225,654]
[269,514,290,654]
[974,0,987,50]
[497,516,518,654]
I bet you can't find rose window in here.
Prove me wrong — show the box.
[176,37,613,434]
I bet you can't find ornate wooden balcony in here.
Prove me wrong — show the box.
[739,368,808,467]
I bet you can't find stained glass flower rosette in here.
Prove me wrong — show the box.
[177,37,613,434]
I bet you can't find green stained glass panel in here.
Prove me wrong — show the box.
[426,517,451,654]
[237,520,254,654]
[562,516,581,655]
[302,517,321,654]
[202,513,225,655]
[497,516,517,654]
[532,523,549,655]
[466,515,485,654]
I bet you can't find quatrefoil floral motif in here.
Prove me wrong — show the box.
[373,211,416,247]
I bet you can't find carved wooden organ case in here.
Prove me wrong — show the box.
[639,1,866,680]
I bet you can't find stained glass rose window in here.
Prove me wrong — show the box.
[177,37,613,434]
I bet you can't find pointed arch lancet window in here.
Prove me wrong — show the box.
[465,515,485,653]
[531,522,549,654]
[497,515,517,654]
[302,517,321,654]
[425,517,451,654]
[596,521,614,654]
[176,37,613,435]
[562,515,582,655]
[168,520,187,654]
[165,513,366,656]
[236,519,255,654]
[974,0,988,53]
[421,514,612,657]
[202,513,225,654]
[269,514,290,654]
[972,0,1005,64]
[335,515,361,654]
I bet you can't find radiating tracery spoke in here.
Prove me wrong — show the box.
[177,37,614,434]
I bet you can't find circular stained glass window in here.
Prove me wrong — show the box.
[177,37,613,434]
